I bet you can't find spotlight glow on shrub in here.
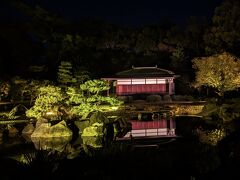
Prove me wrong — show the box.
[46,111,55,116]
[111,106,119,110]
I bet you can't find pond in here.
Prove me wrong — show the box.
[0,136,224,179]
[0,117,239,180]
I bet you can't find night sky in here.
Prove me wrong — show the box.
[1,0,223,26]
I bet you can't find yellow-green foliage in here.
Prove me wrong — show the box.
[81,122,104,137]
[26,85,64,119]
[31,120,72,138]
[80,80,109,94]
[82,136,103,148]
[67,80,123,118]
[57,61,76,85]
[200,102,219,117]
[172,105,204,115]
[192,52,240,96]
[66,87,84,104]
[196,128,226,146]
[70,103,98,118]
[0,106,19,119]
[27,80,122,123]
[200,101,240,122]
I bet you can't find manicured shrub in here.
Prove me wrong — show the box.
[146,95,162,103]
[163,94,171,101]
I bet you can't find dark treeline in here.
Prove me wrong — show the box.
[0,0,239,91]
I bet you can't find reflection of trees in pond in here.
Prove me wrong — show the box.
[3,136,237,179]
[31,137,72,152]
[191,144,221,175]
[29,135,104,159]
[82,136,103,148]
[22,134,32,142]
[8,150,63,179]
[81,136,103,155]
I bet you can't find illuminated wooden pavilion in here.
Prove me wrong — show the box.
[103,66,179,96]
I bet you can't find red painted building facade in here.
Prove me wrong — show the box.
[103,66,179,96]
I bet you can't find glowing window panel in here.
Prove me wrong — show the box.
[117,79,131,85]
[117,78,167,85]
[157,79,166,84]
[146,79,157,84]
[132,79,146,84]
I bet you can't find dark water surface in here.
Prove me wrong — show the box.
[0,131,240,180]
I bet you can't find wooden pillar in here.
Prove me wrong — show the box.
[168,79,173,95]
[172,81,175,94]
[165,79,169,94]
[131,78,133,94]
[113,80,117,95]
[168,80,171,95]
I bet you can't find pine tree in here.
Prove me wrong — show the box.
[57,61,76,85]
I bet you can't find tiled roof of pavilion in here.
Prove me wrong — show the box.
[109,66,178,78]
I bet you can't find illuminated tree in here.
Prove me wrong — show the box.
[73,67,90,84]
[57,61,76,85]
[80,80,109,95]
[26,85,64,119]
[192,52,240,96]
[9,77,50,103]
[27,80,122,120]
[27,80,51,104]
[67,80,123,118]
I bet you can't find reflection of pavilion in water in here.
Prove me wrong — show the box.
[124,111,176,138]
